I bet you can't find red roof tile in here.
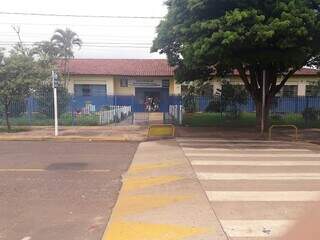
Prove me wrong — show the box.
[232,68,319,76]
[62,59,318,77]
[63,59,174,77]
[294,68,319,75]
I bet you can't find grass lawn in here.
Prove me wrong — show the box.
[0,113,101,127]
[183,112,320,128]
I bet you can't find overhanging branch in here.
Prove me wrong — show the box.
[271,68,299,96]
[237,66,256,98]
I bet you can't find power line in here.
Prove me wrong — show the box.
[0,43,151,49]
[0,11,164,20]
[0,40,153,49]
[0,41,152,45]
[0,22,157,28]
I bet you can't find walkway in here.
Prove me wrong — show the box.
[102,140,228,240]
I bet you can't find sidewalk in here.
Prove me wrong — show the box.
[0,126,148,141]
[102,140,228,240]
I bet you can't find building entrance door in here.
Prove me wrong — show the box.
[134,88,169,113]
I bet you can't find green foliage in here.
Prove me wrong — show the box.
[51,28,82,59]
[220,81,248,109]
[31,41,60,67]
[0,51,43,129]
[206,81,248,118]
[302,107,320,121]
[182,80,211,112]
[152,0,320,128]
[153,0,320,70]
[34,84,70,118]
[182,112,320,128]
[205,97,222,112]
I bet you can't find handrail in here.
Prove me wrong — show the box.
[269,125,298,141]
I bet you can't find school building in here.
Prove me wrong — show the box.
[63,59,320,112]
[64,59,181,112]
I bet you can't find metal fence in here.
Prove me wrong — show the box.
[181,96,320,128]
[1,93,320,128]
[168,105,184,125]
[0,92,137,127]
[99,106,132,125]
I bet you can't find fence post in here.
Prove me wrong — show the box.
[131,95,134,125]
[71,96,76,126]
[305,96,309,128]
[179,105,183,125]
[27,96,33,126]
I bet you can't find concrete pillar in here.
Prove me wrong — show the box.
[107,77,115,95]
[67,80,74,94]
[298,82,306,96]
[174,82,182,95]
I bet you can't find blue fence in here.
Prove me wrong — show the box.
[24,95,320,114]
[188,96,320,113]
[2,94,320,127]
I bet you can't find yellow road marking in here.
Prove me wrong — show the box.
[113,194,190,218]
[122,175,183,192]
[128,161,182,173]
[103,221,208,240]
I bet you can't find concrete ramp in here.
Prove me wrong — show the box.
[101,140,228,240]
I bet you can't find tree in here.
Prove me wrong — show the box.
[152,0,320,130]
[0,50,41,131]
[51,28,82,84]
[182,80,212,112]
[220,81,248,118]
[32,41,60,67]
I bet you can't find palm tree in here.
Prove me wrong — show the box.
[51,28,82,83]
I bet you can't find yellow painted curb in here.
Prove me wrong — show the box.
[148,124,175,137]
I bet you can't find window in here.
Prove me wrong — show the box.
[282,85,298,97]
[82,85,91,96]
[74,84,107,97]
[306,85,320,96]
[120,79,128,87]
[162,79,170,88]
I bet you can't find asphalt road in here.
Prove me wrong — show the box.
[178,138,320,240]
[0,141,138,240]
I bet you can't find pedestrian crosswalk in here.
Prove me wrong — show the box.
[178,138,320,239]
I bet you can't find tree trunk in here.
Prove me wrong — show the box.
[4,103,11,132]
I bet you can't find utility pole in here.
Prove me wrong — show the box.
[52,71,59,136]
[261,70,266,135]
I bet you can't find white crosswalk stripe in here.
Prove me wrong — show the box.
[178,138,320,239]
[206,191,320,201]
[184,147,311,152]
[191,160,320,166]
[186,153,320,157]
[197,172,320,180]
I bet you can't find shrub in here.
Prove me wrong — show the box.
[270,114,283,121]
[205,100,222,112]
[34,84,70,118]
[302,108,320,121]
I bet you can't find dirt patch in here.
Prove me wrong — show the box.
[0,125,148,141]
[176,126,320,143]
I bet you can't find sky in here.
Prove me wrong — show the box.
[0,0,168,59]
